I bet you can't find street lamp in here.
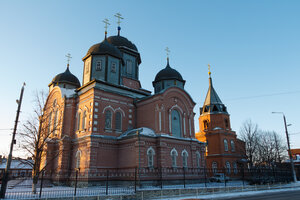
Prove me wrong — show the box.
[272,112,297,182]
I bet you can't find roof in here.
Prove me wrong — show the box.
[153,60,184,83]
[203,77,223,106]
[51,66,81,88]
[84,39,123,60]
[107,35,138,52]
[0,158,33,169]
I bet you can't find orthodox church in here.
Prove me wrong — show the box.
[42,20,205,182]
[195,68,246,174]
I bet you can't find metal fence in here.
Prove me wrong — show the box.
[1,166,294,199]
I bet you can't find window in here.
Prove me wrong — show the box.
[115,111,122,130]
[226,161,231,174]
[231,140,235,152]
[82,110,87,130]
[76,151,81,169]
[171,148,178,167]
[77,112,81,131]
[111,62,116,73]
[224,139,228,151]
[48,112,52,134]
[203,120,208,130]
[233,162,238,174]
[105,110,112,129]
[147,147,155,168]
[53,110,58,135]
[196,152,201,168]
[225,119,229,128]
[96,60,102,71]
[182,150,188,168]
[203,106,208,112]
[212,162,218,174]
[126,60,132,75]
[212,105,218,112]
[171,109,181,138]
[85,61,90,74]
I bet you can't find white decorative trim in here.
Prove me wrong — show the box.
[115,107,125,117]
[102,105,114,113]
[147,147,155,155]
[170,104,183,114]
[181,149,189,157]
[169,111,171,133]
[170,148,178,156]
[189,118,191,136]
[183,113,186,135]
[159,111,162,131]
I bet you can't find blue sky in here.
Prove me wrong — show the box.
[1,0,300,156]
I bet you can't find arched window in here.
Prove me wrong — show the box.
[212,162,218,174]
[77,112,81,131]
[182,150,188,168]
[170,148,178,167]
[196,151,201,168]
[53,110,58,135]
[224,139,228,152]
[82,110,87,130]
[147,147,155,168]
[76,151,81,169]
[105,110,112,129]
[115,111,122,131]
[48,111,52,134]
[171,109,181,138]
[233,162,238,174]
[226,161,231,174]
[203,120,208,130]
[231,140,235,152]
[224,119,229,128]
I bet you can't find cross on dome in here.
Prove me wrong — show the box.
[65,53,72,67]
[103,18,110,38]
[165,47,170,61]
[114,13,124,36]
[208,64,211,77]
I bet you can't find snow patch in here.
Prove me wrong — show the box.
[60,88,76,98]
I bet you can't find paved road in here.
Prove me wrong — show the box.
[213,189,300,200]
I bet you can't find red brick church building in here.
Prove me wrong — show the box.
[41,25,206,182]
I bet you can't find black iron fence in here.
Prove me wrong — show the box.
[1,166,294,199]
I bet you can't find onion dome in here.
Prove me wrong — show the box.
[50,66,81,88]
[83,39,122,61]
[154,60,184,83]
[107,35,138,52]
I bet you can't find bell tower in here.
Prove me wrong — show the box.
[196,65,245,173]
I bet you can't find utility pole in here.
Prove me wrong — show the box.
[0,83,25,198]
[272,112,297,182]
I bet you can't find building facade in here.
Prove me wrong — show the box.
[195,72,246,174]
[41,28,205,182]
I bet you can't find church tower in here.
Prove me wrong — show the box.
[196,66,245,174]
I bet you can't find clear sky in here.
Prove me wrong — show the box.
[1,0,300,157]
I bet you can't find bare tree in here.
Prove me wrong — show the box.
[18,90,62,194]
[239,119,259,167]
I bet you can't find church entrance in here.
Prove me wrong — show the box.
[171,109,181,137]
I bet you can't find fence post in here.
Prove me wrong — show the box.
[160,167,163,189]
[223,167,227,188]
[183,167,186,188]
[134,167,137,193]
[74,169,79,196]
[204,166,207,188]
[39,170,44,198]
[242,165,245,186]
[106,169,109,195]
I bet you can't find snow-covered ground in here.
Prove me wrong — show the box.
[3,180,300,199]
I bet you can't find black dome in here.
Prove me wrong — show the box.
[52,67,81,88]
[84,39,122,60]
[154,61,184,82]
[107,35,138,52]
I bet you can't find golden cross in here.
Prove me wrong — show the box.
[65,53,72,65]
[165,47,170,59]
[103,18,110,32]
[114,13,124,26]
[208,64,211,76]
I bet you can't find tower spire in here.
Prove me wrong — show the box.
[103,18,110,39]
[114,13,123,36]
[165,47,170,66]
[65,53,72,68]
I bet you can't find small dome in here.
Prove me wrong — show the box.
[107,35,138,52]
[51,67,81,88]
[84,39,122,60]
[154,61,184,83]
